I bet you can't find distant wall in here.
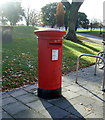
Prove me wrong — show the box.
[0,26,13,43]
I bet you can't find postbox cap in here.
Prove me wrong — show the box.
[34,28,66,39]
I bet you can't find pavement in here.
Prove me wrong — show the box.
[77,33,103,45]
[1,65,105,119]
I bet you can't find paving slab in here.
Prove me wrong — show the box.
[66,104,92,118]
[1,65,105,119]
[26,99,53,112]
[10,89,28,97]
[45,106,70,118]
[16,93,39,104]
[62,90,80,100]
[22,84,38,92]
[71,95,96,106]
[85,112,103,119]
[2,92,11,99]
[3,101,29,115]
[2,110,14,119]
[2,97,17,106]
[0,99,1,107]
[13,109,45,118]
[89,102,103,116]
[39,109,52,118]
[64,84,84,92]
[91,93,104,103]
[0,108,1,120]
[47,97,73,109]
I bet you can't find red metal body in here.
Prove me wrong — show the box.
[34,29,66,90]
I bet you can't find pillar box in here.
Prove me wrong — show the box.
[34,29,66,99]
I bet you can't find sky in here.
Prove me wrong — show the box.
[21,0,104,21]
[0,0,105,23]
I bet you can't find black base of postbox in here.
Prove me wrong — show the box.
[38,88,62,99]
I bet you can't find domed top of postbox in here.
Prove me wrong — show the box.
[34,28,66,39]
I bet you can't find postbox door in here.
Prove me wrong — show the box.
[48,40,62,89]
[38,39,63,90]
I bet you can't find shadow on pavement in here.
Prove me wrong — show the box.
[40,96,85,119]
[77,83,105,103]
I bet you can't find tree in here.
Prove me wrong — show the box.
[23,7,30,26]
[62,0,84,42]
[29,10,41,26]
[90,19,100,30]
[23,7,41,26]
[64,9,69,31]
[1,2,24,26]
[76,12,89,30]
[41,3,57,28]
[55,2,65,28]
[0,7,8,25]
[62,1,71,31]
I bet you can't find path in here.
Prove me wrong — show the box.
[1,65,105,119]
[77,33,103,45]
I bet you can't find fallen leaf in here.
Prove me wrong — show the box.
[79,103,83,105]
[84,106,92,111]
[5,56,9,59]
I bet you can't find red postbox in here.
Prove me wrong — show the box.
[34,29,66,99]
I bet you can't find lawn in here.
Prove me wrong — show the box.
[2,26,102,91]
[2,26,38,90]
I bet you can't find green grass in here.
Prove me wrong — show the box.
[77,28,105,32]
[2,26,38,90]
[62,40,102,74]
[77,29,105,37]
[2,26,102,91]
[77,34,89,40]
[36,26,50,29]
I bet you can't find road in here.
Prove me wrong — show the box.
[77,33,103,45]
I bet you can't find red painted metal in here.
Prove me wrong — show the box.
[34,29,66,90]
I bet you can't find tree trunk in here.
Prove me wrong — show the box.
[51,25,54,28]
[65,2,84,42]
[26,21,29,26]
[65,28,78,42]
[65,26,68,31]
